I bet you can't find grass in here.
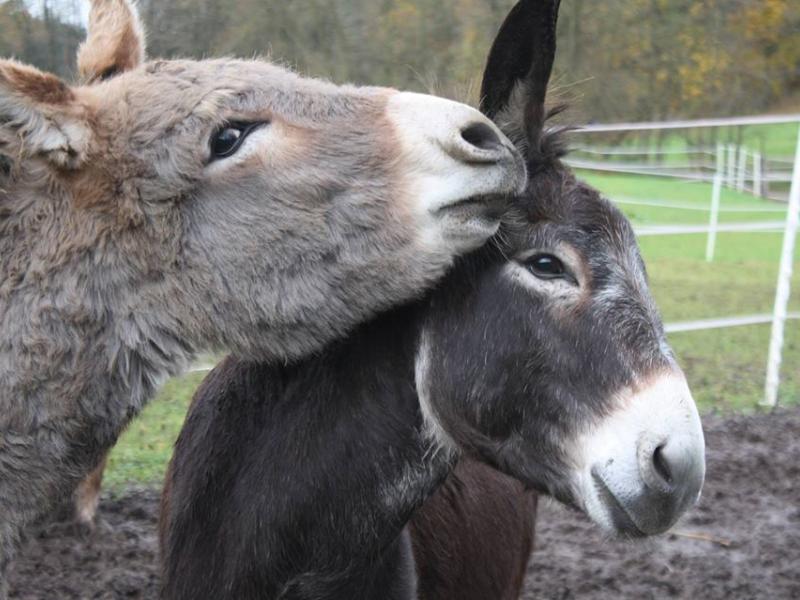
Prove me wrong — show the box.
[741,122,799,157]
[582,170,799,412]
[103,372,205,491]
[669,325,799,415]
[642,235,799,411]
[586,168,800,413]
[103,166,799,490]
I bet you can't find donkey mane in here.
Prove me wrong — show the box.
[490,109,638,266]
[535,106,572,162]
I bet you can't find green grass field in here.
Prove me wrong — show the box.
[741,122,798,158]
[103,168,799,490]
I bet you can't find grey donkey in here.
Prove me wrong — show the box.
[0,0,526,592]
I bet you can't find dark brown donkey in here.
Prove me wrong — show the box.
[159,1,705,598]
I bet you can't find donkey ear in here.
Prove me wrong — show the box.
[0,60,91,169]
[479,0,560,148]
[77,0,147,83]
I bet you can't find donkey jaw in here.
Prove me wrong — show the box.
[574,371,706,537]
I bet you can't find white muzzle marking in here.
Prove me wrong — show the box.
[573,371,706,536]
[386,92,526,254]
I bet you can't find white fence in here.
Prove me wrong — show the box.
[570,114,800,407]
[569,145,792,201]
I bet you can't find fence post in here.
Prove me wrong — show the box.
[763,125,800,407]
[736,146,748,192]
[753,151,762,197]
[716,143,725,179]
[706,173,723,263]
[726,144,736,188]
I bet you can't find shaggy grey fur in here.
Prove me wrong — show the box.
[0,2,524,592]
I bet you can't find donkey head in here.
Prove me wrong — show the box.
[417,0,705,537]
[0,0,525,361]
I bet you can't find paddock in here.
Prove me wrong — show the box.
[3,2,798,597]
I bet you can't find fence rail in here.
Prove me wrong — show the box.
[665,313,800,334]
[614,197,788,213]
[568,158,794,186]
[635,221,786,236]
[576,113,800,132]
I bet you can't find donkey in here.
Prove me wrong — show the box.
[159,1,706,598]
[0,0,526,590]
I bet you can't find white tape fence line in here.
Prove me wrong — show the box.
[634,221,786,236]
[572,116,799,201]
[666,313,800,334]
[575,113,800,132]
[612,197,787,213]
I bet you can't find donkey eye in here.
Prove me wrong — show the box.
[210,122,263,160]
[526,254,566,279]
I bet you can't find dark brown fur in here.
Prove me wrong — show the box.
[409,461,537,600]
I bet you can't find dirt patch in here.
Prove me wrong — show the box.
[9,491,160,600]
[9,408,800,599]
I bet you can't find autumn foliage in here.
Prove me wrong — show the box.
[1,0,797,121]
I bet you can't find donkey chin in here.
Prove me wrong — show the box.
[572,370,706,537]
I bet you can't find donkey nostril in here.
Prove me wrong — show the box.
[460,121,503,152]
[652,444,673,485]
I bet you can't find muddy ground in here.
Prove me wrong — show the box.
[9,408,800,599]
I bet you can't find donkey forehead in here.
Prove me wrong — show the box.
[519,179,639,258]
[90,58,384,126]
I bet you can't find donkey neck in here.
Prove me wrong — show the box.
[267,299,457,543]
[0,186,194,436]
[163,299,461,600]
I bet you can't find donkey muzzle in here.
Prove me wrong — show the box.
[578,371,706,536]
[386,92,526,218]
